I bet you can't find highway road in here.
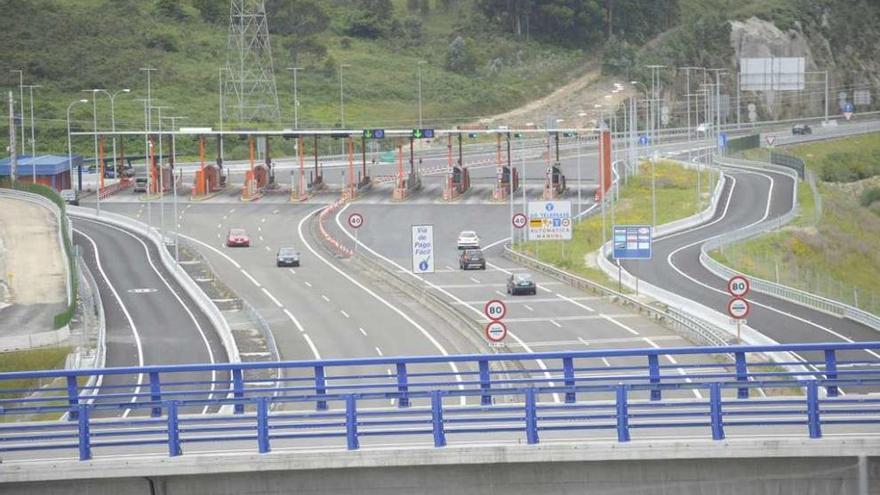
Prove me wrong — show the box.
[72,218,229,415]
[623,149,880,391]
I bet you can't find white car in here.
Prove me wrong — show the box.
[457,230,480,250]
[695,123,708,135]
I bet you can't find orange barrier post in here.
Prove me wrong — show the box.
[149,136,157,194]
[98,135,105,192]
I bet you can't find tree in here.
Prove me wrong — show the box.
[193,0,225,24]
[446,35,478,74]
[155,0,187,21]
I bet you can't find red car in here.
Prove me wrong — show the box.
[226,228,250,247]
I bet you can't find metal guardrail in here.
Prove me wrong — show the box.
[1,342,878,460]
[503,246,730,347]
[704,158,880,332]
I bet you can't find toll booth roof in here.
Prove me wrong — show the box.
[0,155,82,175]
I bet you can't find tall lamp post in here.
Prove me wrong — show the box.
[286,67,303,129]
[417,60,427,128]
[163,115,187,263]
[10,70,25,155]
[153,105,171,244]
[95,88,131,177]
[83,89,103,213]
[339,64,351,155]
[23,84,42,183]
[67,99,89,192]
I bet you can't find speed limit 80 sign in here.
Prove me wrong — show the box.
[484,299,507,321]
[727,276,750,297]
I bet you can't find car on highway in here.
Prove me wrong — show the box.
[59,189,79,206]
[695,123,708,135]
[792,123,812,135]
[459,248,486,270]
[506,272,536,295]
[276,247,300,267]
[456,230,480,250]
[226,228,250,247]
[132,176,148,193]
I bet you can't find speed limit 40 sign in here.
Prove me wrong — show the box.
[512,213,527,229]
[484,299,507,321]
[347,212,364,229]
[727,276,750,297]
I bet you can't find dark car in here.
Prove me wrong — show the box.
[459,248,486,270]
[792,124,812,135]
[276,247,300,267]
[507,273,536,295]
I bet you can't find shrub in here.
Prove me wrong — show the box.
[860,187,880,208]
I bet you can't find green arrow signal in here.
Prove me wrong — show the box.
[412,129,423,138]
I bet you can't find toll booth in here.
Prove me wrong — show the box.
[254,163,270,189]
[492,166,519,201]
[543,163,566,199]
[443,165,471,201]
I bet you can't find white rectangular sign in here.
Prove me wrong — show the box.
[740,57,805,91]
[527,201,572,241]
[411,224,435,274]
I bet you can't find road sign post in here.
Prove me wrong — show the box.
[527,201,572,241]
[727,297,750,343]
[727,275,750,297]
[348,212,364,254]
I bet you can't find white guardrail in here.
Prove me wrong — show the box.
[68,207,241,364]
[703,157,880,332]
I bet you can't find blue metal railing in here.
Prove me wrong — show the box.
[2,342,880,460]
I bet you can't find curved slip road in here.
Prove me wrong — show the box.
[73,218,229,415]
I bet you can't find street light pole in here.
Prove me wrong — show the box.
[82,89,101,214]
[153,106,171,244]
[24,85,42,183]
[339,64,351,155]
[97,89,131,177]
[10,70,25,156]
[417,60,426,128]
[286,67,303,129]
[218,67,225,163]
[163,115,187,263]
[67,99,89,193]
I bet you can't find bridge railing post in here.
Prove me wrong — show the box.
[315,365,328,411]
[807,381,822,439]
[167,400,181,457]
[525,388,539,445]
[823,350,839,397]
[709,383,725,440]
[77,404,91,461]
[616,384,630,442]
[67,375,79,421]
[232,368,245,414]
[431,390,446,447]
[257,397,270,454]
[735,352,749,399]
[648,354,661,401]
[478,360,492,406]
[346,395,359,450]
[563,357,576,403]
[150,371,162,417]
[396,363,410,408]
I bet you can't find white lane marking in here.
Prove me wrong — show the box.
[222,215,227,220]
[469,277,481,284]
[259,236,264,241]
[265,246,271,252]
[177,233,241,269]
[321,295,331,303]
[375,347,384,356]
[240,269,261,288]
[550,320,562,328]
[304,281,312,288]
[216,223,221,228]
[601,313,640,336]
[538,285,552,293]
[262,288,283,308]
[359,327,368,336]
[283,309,306,334]
[523,304,534,312]
[273,209,279,214]
[653,174,737,242]
[340,310,350,319]
[554,293,595,312]
[335,204,559,403]
[302,333,321,359]
[311,206,470,405]
[261,218,266,223]
[258,226,262,232]
[75,229,144,417]
[482,236,511,250]
[445,265,455,271]
[216,233,221,239]
[288,268,296,275]
[601,357,612,367]
[81,221,219,414]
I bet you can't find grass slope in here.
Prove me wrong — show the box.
[517,160,717,285]
[714,133,880,314]
[0,0,587,161]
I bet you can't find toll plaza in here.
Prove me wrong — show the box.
[69,126,600,203]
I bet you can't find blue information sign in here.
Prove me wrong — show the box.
[612,225,653,260]
[639,135,649,145]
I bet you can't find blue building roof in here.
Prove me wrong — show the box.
[0,155,81,176]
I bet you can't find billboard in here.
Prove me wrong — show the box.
[740,57,805,91]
